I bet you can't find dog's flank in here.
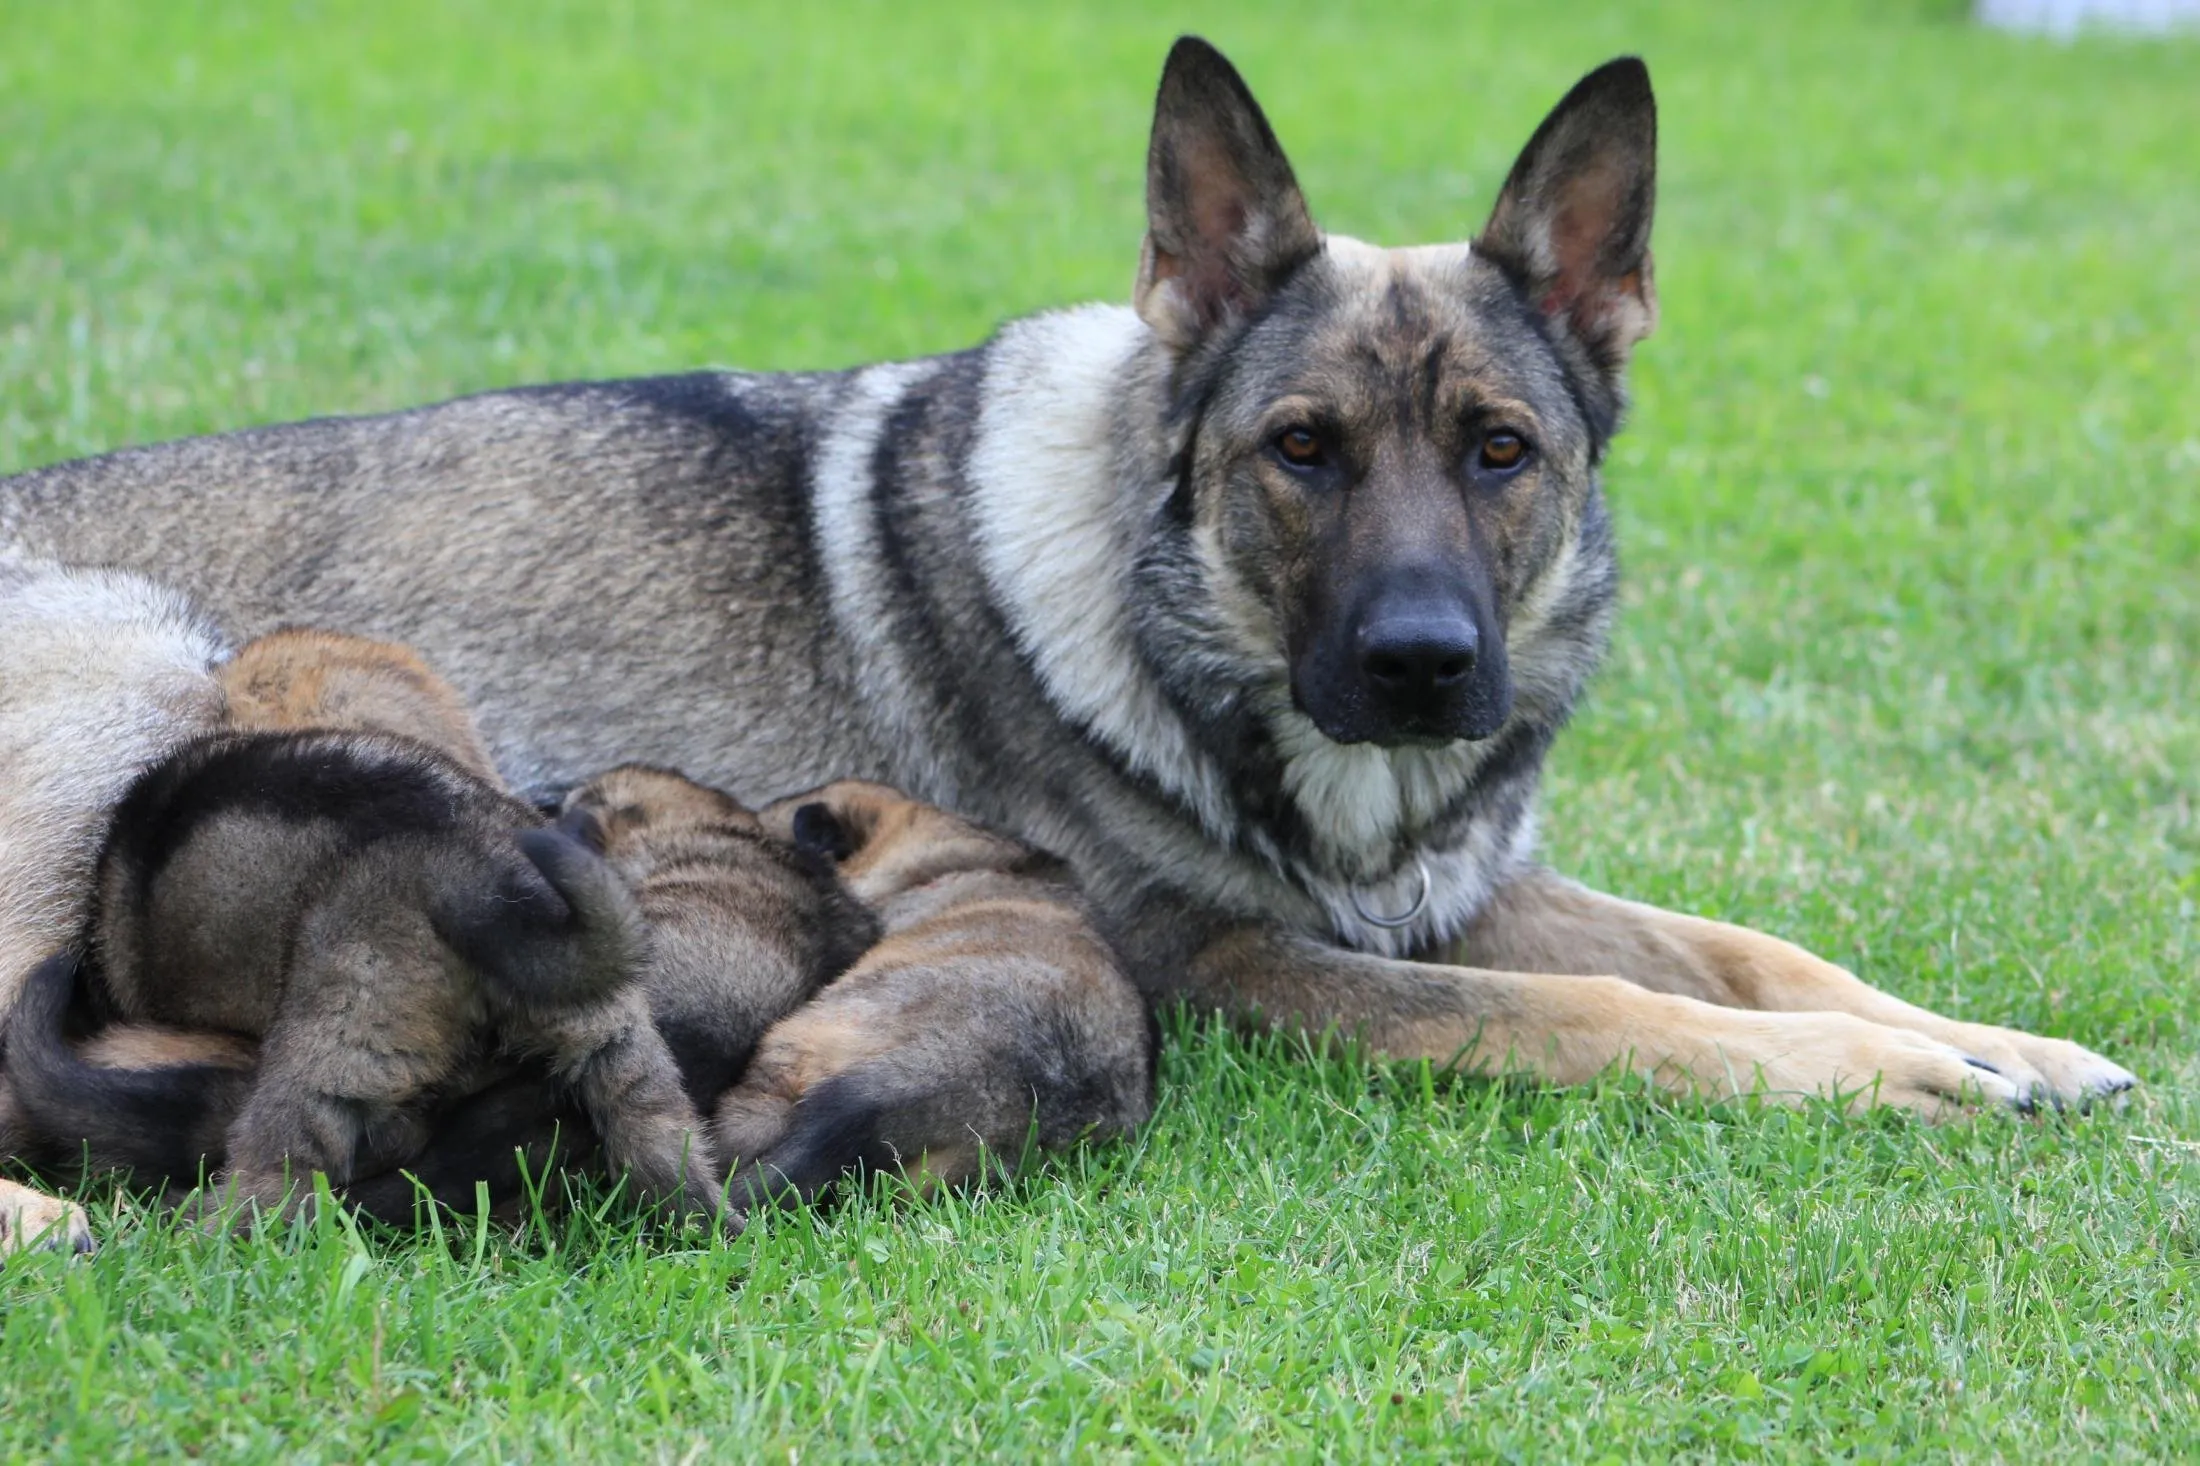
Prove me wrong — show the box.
[0,556,227,1015]
[0,39,2134,1115]
[561,764,879,1105]
[714,781,1154,1214]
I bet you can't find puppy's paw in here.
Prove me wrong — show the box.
[191,1171,318,1236]
[0,1180,95,1259]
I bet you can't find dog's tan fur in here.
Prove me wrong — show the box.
[1179,878,2073,1116]
[0,1178,92,1258]
[219,627,502,784]
[714,781,1153,1211]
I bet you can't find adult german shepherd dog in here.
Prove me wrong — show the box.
[0,36,2134,1199]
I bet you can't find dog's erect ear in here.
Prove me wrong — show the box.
[1136,36,1322,353]
[789,802,857,863]
[1475,58,1658,384]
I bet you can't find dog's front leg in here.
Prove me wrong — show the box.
[1449,868,2136,1107]
[1189,924,2042,1116]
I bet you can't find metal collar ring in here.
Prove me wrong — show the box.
[1351,855,1432,931]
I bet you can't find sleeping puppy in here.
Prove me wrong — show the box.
[559,765,880,1107]
[716,780,1157,1214]
[3,631,717,1224]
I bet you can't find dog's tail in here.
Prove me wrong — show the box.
[434,828,647,1009]
[718,993,1158,1221]
[719,1069,907,1215]
[3,952,256,1182]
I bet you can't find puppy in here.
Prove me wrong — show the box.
[3,631,717,1222]
[560,765,880,1107]
[716,781,1156,1214]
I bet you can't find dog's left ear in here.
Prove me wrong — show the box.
[1476,58,1658,388]
[1136,36,1322,353]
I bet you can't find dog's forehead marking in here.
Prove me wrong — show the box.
[1310,235,1484,369]
[1320,234,1476,284]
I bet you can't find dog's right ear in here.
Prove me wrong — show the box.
[1135,36,1322,354]
[789,802,857,863]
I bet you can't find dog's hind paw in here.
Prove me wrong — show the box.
[0,1180,95,1259]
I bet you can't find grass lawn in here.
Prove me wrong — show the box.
[3,0,2196,1457]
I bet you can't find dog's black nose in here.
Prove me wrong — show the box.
[1358,611,1478,710]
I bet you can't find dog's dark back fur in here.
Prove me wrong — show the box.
[87,730,571,1033]
[0,41,1652,989]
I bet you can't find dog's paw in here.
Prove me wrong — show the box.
[1691,1010,2034,1119]
[0,1180,95,1259]
[1930,1022,2137,1110]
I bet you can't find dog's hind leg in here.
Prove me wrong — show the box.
[529,992,719,1219]
[0,1178,92,1258]
[715,960,1157,1218]
[1449,868,2137,1109]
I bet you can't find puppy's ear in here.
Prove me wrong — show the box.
[556,804,608,854]
[789,802,856,863]
[1135,36,1321,353]
[1475,58,1657,399]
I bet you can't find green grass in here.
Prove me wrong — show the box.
[3,0,2196,1457]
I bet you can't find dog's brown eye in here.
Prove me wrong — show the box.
[1478,432,1528,472]
[1275,427,1327,469]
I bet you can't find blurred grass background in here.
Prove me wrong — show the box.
[2,1,2195,1458]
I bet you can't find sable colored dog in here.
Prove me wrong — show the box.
[2,631,718,1224]
[559,763,880,1105]
[0,39,2134,1140]
[714,780,1155,1213]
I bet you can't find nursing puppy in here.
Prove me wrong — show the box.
[715,781,1155,1214]
[0,555,227,1256]
[560,764,880,1106]
[3,632,717,1222]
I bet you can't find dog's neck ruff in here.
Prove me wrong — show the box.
[1350,855,1431,929]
